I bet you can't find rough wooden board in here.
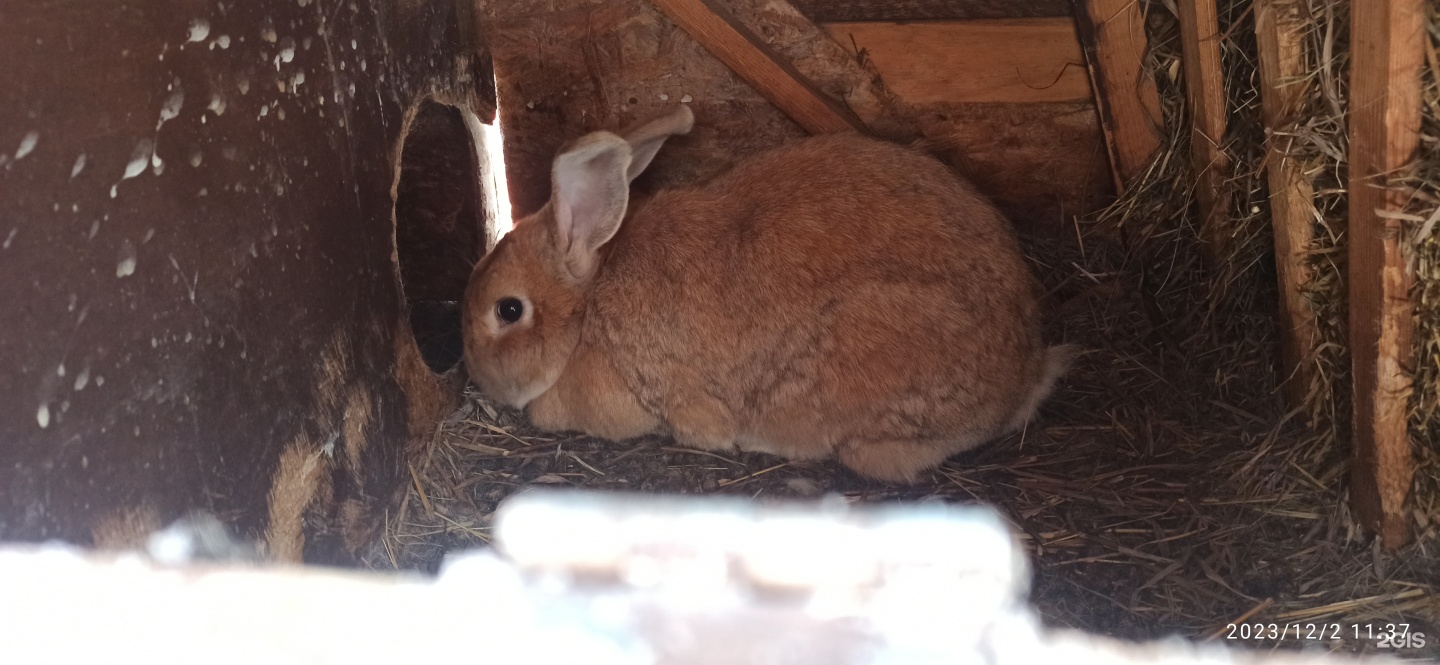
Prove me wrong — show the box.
[917,103,1113,227]
[1177,0,1231,262]
[822,19,1092,104]
[1254,0,1321,411]
[649,0,868,134]
[0,0,478,556]
[1347,0,1423,549]
[480,0,810,217]
[479,0,1109,231]
[1074,0,1165,191]
[790,0,1071,22]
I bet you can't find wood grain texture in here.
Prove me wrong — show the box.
[1254,0,1320,410]
[822,19,1092,104]
[648,0,868,134]
[1347,0,1423,549]
[790,0,1070,22]
[1073,0,1164,191]
[481,0,1110,233]
[1177,0,1230,261]
[918,103,1114,226]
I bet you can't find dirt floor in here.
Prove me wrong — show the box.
[362,223,1439,659]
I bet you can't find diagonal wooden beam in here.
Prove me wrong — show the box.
[1347,0,1423,549]
[648,0,869,135]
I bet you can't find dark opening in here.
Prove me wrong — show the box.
[394,100,488,373]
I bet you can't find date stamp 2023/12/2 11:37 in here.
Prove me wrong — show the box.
[1224,622,1430,654]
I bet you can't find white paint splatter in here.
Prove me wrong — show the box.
[186,19,210,43]
[207,94,227,116]
[116,240,137,277]
[681,94,693,103]
[110,185,118,198]
[57,364,65,377]
[259,106,268,118]
[123,139,153,180]
[69,153,87,178]
[237,76,250,95]
[15,131,38,159]
[658,93,669,101]
[359,59,366,72]
[95,376,105,387]
[74,367,89,391]
[36,404,50,429]
[3,228,15,249]
[190,151,203,168]
[88,220,99,239]
[292,71,305,87]
[261,27,277,43]
[157,89,185,129]
[279,37,295,63]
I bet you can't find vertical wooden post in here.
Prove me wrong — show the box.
[1348,0,1423,549]
[1074,0,1165,192]
[1254,0,1321,408]
[1177,0,1231,262]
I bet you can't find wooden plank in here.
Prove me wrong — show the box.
[1254,0,1321,409]
[1347,0,1424,549]
[822,20,1092,104]
[1177,0,1230,262]
[917,103,1114,229]
[1073,0,1165,192]
[791,0,1070,22]
[648,0,868,135]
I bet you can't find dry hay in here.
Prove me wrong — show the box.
[1405,0,1440,534]
[365,0,1438,657]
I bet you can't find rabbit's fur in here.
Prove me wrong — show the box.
[462,106,1071,483]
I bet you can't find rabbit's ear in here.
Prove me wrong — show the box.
[550,132,634,280]
[620,105,694,182]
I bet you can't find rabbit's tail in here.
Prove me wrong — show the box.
[1007,344,1080,432]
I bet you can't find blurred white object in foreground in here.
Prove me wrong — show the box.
[0,490,1394,665]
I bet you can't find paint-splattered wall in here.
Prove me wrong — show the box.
[0,0,494,563]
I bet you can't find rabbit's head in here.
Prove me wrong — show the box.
[461,106,693,408]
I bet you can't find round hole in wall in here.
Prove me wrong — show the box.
[394,99,493,374]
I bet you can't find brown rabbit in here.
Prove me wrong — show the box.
[461,106,1071,483]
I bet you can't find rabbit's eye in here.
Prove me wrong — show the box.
[496,297,525,325]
